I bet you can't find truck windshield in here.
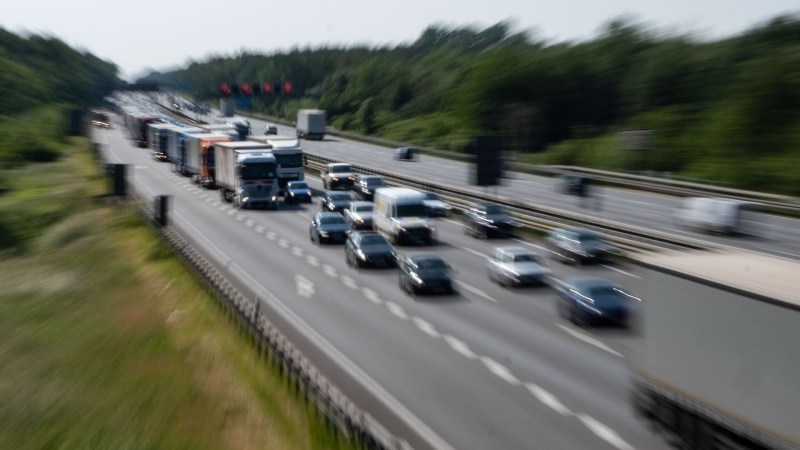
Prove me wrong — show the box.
[275,153,304,168]
[396,203,428,217]
[240,163,277,180]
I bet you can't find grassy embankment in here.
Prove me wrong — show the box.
[0,136,354,450]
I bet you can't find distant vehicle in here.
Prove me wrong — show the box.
[322,163,356,190]
[354,175,387,201]
[674,197,762,236]
[398,253,457,296]
[546,227,613,265]
[462,202,519,239]
[153,151,169,162]
[263,123,278,135]
[344,231,398,269]
[296,109,325,140]
[554,174,587,196]
[283,180,312,204]
[421,191,452,217]
[393,147,416,161]
[487,247,552,287]
[320,191,353,213]
[309,212,349,244]
[555,277,633,327]
[90,109,111,128]
[343,201,375,230]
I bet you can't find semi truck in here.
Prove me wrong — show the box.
[215,141,280,209]
[181,133,232,186]
[296,109,325,140]
[630,250,799,450]
[246,135,305,187]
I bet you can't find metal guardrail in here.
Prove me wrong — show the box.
[304,153,724,255]
[94,146,412,450]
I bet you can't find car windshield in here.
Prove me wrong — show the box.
[354,204,373,212]
[319,216,345,225]
[424,193,440,200]
[330,193,350,200]
[585,286,624,307]
[360,235,389,247]
[365,179,385,187]
[483,205,506,215]
[512,253,539,263]
[415,258,447,270]
[396,203,428,217]
[289,182,308,190]
[330,165,351,173]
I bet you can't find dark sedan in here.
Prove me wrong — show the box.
[398,253,457,296]
[463,202,519,239]
[555,277,636,327]
[546,227,614,265]
[354,175,387,201]
[309,212,350,244]
[284,180,312,204]
[320,191,353,213]
[344,231,397,269]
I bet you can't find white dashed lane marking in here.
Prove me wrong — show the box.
[444,335,477,359]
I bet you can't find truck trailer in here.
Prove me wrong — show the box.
[630,250,799,450]
[181,133,232,186]
[296,109,325,140]
[215,141,280,209]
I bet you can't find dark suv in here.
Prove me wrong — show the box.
[463,202,519,239]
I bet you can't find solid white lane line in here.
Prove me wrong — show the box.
[525,383,572,416]
[577,414,634,450]
[412,317,440,338]
[444,335,477,359]
[557,324,624,358]
[456,281,497,303]
[385,301,409,320]
[599,264,641,279]
[481,357,520,385]
[461,246,488,258]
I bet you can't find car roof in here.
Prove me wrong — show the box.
[327,191,351,196]
[315,211,344,218]
[350,200,373,206]
[329,163,351,168]
[406,252,445,262]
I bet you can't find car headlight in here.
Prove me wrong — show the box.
[290,192,295,196]
[272,196,277,201]
[411,273,424,285]
[306,190,312,196]
[320,231,329,237]
[242,196,250,203]
[356,249,366,260]
[331,176,339,181]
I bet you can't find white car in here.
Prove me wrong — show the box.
[487,246,551,287]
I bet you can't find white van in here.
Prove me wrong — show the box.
[674,197,762,235]
[373,187,437,245]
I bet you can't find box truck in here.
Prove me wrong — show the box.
[182,133,232,186]
[630,250,799,450]
[296,109,325,140]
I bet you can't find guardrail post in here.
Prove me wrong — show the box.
[111,163,127,197]
[154,195,170,227]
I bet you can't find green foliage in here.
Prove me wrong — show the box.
[0,106,67,168]
[0,28,119,115]
[153,15,800,194]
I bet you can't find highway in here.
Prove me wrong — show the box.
[95,118,672,450]
[232,114,800,261]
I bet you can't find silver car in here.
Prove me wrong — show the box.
[487,246,552,287]
[343,201,375,230]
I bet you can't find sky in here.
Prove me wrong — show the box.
[3,0,798,81]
